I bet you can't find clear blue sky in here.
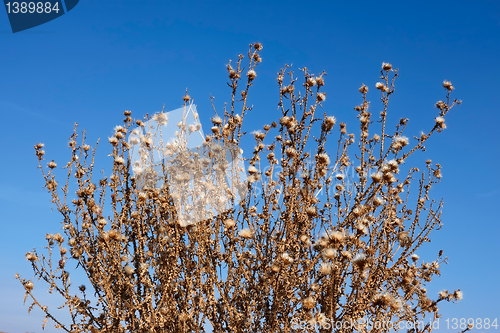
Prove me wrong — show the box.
[1,1,499,332]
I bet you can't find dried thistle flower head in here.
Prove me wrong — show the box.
[442,80,454,90]
[392,135,409,149]
[239,228,254,239]
[114,156,125,165]
[382,62,393,71]
[319,262,332,275]
[25,252,37,262]
[306,77,316,87]
[124,266,135,276]
[359,84,368,94]
[211,116,222,125]
[24,281,34,291]
[322,116,336,132]
[53,233,63,243]
[436,100,446,109]
[285,147,297,158]
[303,296,316,309]
[247,70,257,81]
[371,172,382,183]
[316,153,330,165]
[316,76,324,86]
[306,206,317,217]
[108,137,119,146]
[353,253,367,268]
[373,292,392,307]
[281,252,294,265]
[224,219,236,228]
[316,92,326,102]
[322,248,337,260]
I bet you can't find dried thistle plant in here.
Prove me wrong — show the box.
[18,43,463,333]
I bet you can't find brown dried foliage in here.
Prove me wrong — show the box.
[18,44,463,333]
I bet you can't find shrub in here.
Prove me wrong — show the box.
[18,43,463,333]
